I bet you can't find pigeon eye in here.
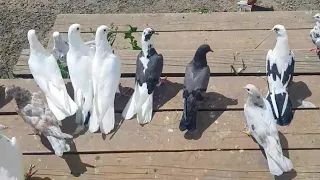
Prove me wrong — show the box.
[104,29,106,32]
[246,88,250,91]
[76,27,79,30]
[274,28,279,31]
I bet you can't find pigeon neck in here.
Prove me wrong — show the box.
[247,95,265,108]
[141,37,153,56]
[95,34,112,55]
[193,52,208,68]
[12,89,32,109]
[274,35,290,57]
[29,37,49,56]
[68,34,87,51]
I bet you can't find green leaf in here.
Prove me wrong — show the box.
[124,32,132,39]
[131,26,138,32]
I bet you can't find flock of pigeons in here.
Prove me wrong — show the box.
[1,13,320,179]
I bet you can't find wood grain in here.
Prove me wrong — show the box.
[1,110,320,153]
[52,11,315,32]
[13,49,320,75]
[0,76,317,113]
[22,150,320,179]
[46,29,313,51]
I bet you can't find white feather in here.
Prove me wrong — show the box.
[27,30,78,121]
[46,136,70,157]
[67,24,94,131]
[52,31,69,63]
[90,25,121,134]
[0,134,23,180]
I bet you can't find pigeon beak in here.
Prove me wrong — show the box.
[153,32,159,35]
[209,49,214,52]
[270,28,274,31]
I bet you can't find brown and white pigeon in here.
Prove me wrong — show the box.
[5,85,72,157]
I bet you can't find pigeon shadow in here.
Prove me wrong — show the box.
[289,81,312,108]
[184,92,238,140]
[254,132,297,180]
[251,5,274,11]
[0,85,12,109]
[29,177,52,180]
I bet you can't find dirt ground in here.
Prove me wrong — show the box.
[1,0,320,78]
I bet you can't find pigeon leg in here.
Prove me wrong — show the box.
[24,164,37,180]
[159,76,171,85]
[28,129,40,136]
[310,47,318,52]
[242,124,252,137]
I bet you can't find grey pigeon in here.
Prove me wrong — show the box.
[122,28,169,124]
[52,31,69,63]
[310,13,320,58]
[5,85,72,157]
[266,24,294,126]
[179,44,212,132]
[243,84,293,176]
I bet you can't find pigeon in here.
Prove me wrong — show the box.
[67,24,94,135]
[0,132,23,180]
[89,25,121,134]
[266,24,295,126]
[237,0,256,11]
[179,44,212,132]
[310,13,320,58]
[243,84,293,176]
[122,28,168,124]
[27,30,78,121]
[5,85,73,157]
[0,124,6,130]
[52,31,69,63]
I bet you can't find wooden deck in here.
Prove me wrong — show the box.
[4,11,320,179]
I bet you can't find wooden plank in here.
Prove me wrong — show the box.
[13,49,320,76]
[46,29,313,51]
[0,76,318,113]
[22,150,320,179]
[52,11,315,32]
[1,110,320,153]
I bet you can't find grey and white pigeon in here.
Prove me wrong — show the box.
[27,30,78,121]
[122,28,169,124]
[310,13,320,58]
[67,24,94,134]
[243,84,293,176]
[5,85,73,157]
[179,44,212,132]
[266,24,295,126]
[89,25,121,134]
[52,31,69,63]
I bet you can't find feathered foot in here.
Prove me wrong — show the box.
[243,124,252,137]
[159,76,170,86]
[310,47,318,52]
[24,164,37,180]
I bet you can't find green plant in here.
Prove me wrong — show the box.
[196,7,209,14]
[124,25,142,50]
[58,62,69,79]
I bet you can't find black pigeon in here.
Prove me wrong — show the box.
[122,28,169,124]
[179,44,212,132]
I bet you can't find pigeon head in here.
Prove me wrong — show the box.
[313,13,320,21]
[5,85,20,99]
[27,29,42,49]
[142,28,158,41]
[96,25,109,38]
[68,24,81,40]
[271,24,287,36]
[196,44,213,54]
[243,84,262,98]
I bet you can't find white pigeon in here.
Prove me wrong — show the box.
[27,29,78,121]
[122,28,167,125]
[52,31,69,63]
[67,24,95,134]
[0,133,23,180]
[310,13,320,55]
[243,84,293,176]
[266,24,294,126]
[89,25,121,134]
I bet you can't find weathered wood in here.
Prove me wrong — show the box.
[46,29,313,51]
[22,150,320,179]
[52,11,315,32]
[13,49,320,76]
[1,110,320,153]
[0,76,317,113]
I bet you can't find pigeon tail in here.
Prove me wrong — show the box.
[122,82,139,120]
[88,104,100,133]
[137,93,153,125]
[46,136,70,157]
[266,92,293,126]
[99,106,115,134]
[265,136,293,176]
[180,95,198,132]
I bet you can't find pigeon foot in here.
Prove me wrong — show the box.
[159,77,170,85]
[243,124,252,137]
[310,47,318,52]
[24,164,37,180]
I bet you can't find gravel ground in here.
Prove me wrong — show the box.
[1,0,320,78]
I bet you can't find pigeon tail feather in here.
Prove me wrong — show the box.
[180,95,198,132]
[266,92,293,126]
[46,136,70,157]
[100,106,115,134]
[137,93,153,124]
[88,105,100,133]
[122,82,139,120]
[265,136,293,176]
